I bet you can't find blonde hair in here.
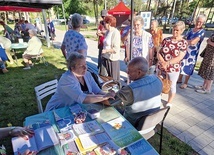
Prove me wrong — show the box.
[173,21,185,31]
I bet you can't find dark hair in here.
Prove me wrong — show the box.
[104,16,117,27]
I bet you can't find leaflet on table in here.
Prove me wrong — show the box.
[94,140,121,155]
[101,117,142,148]
[57,129,76,146]
[79,132,110,149]
[12,125,59,155]
[73,120,104,137]
[97,107,120,123]
[63,141,80,155]
[125,138,158,155]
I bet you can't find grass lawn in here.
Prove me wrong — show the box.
[0,28,198,154]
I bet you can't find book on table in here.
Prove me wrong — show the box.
[101,117,142,148]
[125,138,159,155]
[63,141,80,155]
[73,120,104,137]
[97,107,121,123]
[57,129,76,147]
[94,140,121,155]
[12,125,59,155]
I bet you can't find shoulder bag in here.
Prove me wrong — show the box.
[158,71,172,94]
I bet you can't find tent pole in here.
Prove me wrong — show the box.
[130,0,134,61]
[42,9,51,48]
[61,1,67,31]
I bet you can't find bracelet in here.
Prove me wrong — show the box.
[9,126,16,136]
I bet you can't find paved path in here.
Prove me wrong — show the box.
[53,29,214,155]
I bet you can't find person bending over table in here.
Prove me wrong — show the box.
[45,52,114,111]
[110,57,163,126]
[0,126,35,155]
[22,29,43,70]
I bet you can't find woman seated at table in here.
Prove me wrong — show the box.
[45,52,114,111]
[22,29,43,70]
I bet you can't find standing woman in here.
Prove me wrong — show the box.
[100,16,121,82]
[61,13,88,59]
[150,20,163,66]
[178,15,206,88]
[158,21,188,106]
[195,32,214,94]
[125,16,154,67]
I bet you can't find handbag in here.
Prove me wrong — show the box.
[200,48,206,58]
[158,71,172,94]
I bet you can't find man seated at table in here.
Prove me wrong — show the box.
[112,57,163,126]
[22,29,43,70]
[45,52,114,111]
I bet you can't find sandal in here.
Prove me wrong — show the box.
[177,81,182,84]
[180,84,187,89]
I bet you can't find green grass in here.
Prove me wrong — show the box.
[0,31,198,155]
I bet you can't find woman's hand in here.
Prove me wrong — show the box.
[102,49,108,54]
[159,61,168,71]
[103,92,115,100]
[124,57,130,64]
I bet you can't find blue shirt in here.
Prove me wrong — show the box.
[62,30,88,58]
[45,70,102,111]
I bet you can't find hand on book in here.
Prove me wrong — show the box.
[10,127,34,140]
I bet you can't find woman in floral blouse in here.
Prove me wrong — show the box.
[158,21,188,107]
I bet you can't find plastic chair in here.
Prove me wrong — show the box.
[34,79,58,113]
[135,106,170,154]
[31,52,48,66]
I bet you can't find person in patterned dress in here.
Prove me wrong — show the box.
[195,32,214,94]
[178,15,206,89]
[125,16,154,67]
[158,21,188,107]
[61,13,88,59]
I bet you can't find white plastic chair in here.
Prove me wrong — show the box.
[34,79,58,113]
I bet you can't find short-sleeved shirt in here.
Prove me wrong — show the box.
[62,30,88,59]
[159,37,188,73]
[132,35,153,58]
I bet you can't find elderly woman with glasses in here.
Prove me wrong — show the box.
[45,53,114,111]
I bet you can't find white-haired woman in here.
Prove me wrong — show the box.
[125,16,154,67]
[178,15,206,88]
[158,21,188,106]
[22,29,43,70]
[61,13,88,59]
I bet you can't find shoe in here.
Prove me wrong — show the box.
[166,103,173,107]
[180,84,187,89]
[2,68,9,73]
[23,66,31,70]
[194,85,203,90]
[195,89,211,94]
